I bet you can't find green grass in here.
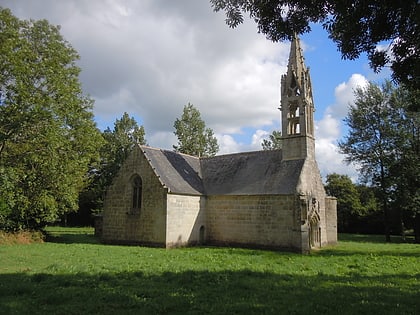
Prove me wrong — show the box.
[0,228,419,314]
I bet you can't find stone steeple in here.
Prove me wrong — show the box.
[280,35,315,161]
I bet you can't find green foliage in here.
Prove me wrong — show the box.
[0,227,418,314]
[101,112,147,187]
[339,81,420,241]
[73,113,147,226]
[0,8,103,230]
[210,0,419,95]
[325,174,381,233]
[388,87,420,240]
[173,103,219,157]
[261,130,282,150]
[325,173,363,231]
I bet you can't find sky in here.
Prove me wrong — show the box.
[2,0,391,181]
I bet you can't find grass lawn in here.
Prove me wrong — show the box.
[0,227,419,315]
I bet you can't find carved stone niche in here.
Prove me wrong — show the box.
[299,194,307,225]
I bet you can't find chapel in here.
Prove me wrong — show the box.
[98,36,337,253]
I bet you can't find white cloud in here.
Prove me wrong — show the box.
[327,73,368,119]
[315,138,358,181]
[216,134,242,155]
[3,0,288,149]
[2,1,369,181]
[1,1,286,147]
[315,73,368,181]
[251,129,270,148]
[148,131,177,151]
[216,129,271,155]
[315,114,340,140]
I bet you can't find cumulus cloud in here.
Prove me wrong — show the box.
[3,1,371,181]
[216,129,269,155]
[315,114,340,141]
[217,134,243,155]
[327,73,368,119]
[251,129,270,148]
[315,74,368,181]
[3,0,289,151]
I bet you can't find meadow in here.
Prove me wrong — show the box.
[0,227,419,315]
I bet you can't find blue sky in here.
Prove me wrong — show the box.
[3,1,390,181]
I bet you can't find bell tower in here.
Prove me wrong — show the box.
[280,35,315,161]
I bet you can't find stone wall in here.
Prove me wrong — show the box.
[297,158,326,246]
[99,145,337,253]
[282,135,315,161]
[205,194,302,251]
[101,146,167,245]
[325,196,338,244]
[166,194,205,247]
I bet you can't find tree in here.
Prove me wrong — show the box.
[173,103,219,157]
[0,8,103,230]
[210,0,419,96]
[325,173,381,233]
[325,173,363,232]
[261,130,282,150]
[101,112,147,186]
[72,112,147,226]
[338,81,419,241]
[388,87,420,242]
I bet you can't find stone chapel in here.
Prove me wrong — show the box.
[98,36,337,253]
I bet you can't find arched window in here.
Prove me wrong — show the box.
[132,175,142,213]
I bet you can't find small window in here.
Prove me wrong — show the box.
[132,175,142,213]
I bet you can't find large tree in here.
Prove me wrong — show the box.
[339,81,419,241]
[0,8,103,230]
[210,0,419,96]
[173,103,219,157]
[388,86,420,242]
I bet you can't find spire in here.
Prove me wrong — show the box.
[287,34,307,77]
[280,35,315,161]
[286,34,311,98]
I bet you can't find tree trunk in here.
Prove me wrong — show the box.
[400,219,406,241]
[380,166,391,242]
[414,213,420,244]
[383,200,391,242]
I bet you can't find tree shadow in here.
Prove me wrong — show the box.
[339,233,416,244]
[0,270,418,315]
[45,229,100,245]
[316,247,420,258]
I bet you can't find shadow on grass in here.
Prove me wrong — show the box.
[0,270,418,315]
[338,233,416,244]
[45,230,99,245]
[316,247,420,258]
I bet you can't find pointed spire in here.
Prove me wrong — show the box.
[287,34,307,78]
[280,34,315,161]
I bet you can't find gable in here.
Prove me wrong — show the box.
[141,146,204,195]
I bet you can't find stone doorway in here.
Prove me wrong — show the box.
[309,219,321,248]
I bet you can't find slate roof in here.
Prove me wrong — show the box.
[140,145,304,196]
[201,150,304,195]
[141,146,204,195]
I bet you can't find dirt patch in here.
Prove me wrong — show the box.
[0,230,45,245]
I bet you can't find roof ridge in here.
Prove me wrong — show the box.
[140,145,200,160]
[201,149,282,160]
